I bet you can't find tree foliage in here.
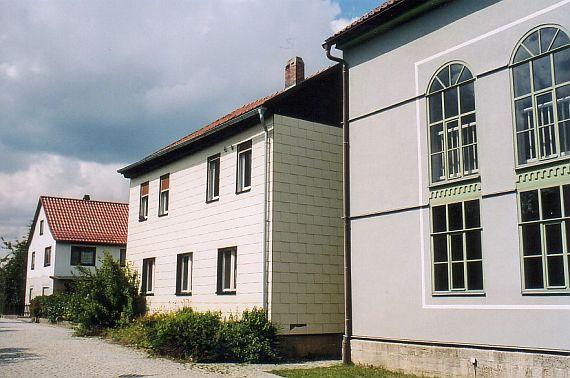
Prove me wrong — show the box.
[0,236,28,315]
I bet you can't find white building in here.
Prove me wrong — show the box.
[25,196,128,305]
[323,0,570,375]
[118,59,345,356]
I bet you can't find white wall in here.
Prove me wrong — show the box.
[344,0,570,351]
[25,206,55,304]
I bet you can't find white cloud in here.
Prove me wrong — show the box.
[330,16,358,33]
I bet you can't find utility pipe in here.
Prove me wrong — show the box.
[324,44,352,365]
[258,107,270,315]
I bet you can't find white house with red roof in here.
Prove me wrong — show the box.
[25,195,128,305]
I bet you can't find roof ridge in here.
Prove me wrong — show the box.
[40,195,128,206]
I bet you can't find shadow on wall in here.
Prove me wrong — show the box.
[347,0,502,67]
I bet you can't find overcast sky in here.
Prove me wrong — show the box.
[0,0,378,242]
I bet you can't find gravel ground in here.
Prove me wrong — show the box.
[0,317,337,378]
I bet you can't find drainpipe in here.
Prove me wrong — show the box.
[324,43,352,365]
[258,107,270,315]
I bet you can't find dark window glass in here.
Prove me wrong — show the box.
[450,63,463,85]
[467,261,483,290]
[540,27,558,53]
[547,256,565,287]
[541,187,561,219]
[450,234,463,261]
[120,249,126,267]
[434,264,449,291]
[459,82,475,113]
[515,96,534,132]
[532,55,553,91]
[465,231,482,260]
[513,63,531,97]
[437,66,450,87]
[564,185,570,216]
[430,124,444,152]
[444,88,458,118]
[524,31,540,56]
[551,30,570,50]
[524,257,544,289]
[520,190,539,221]
[458,67,473,82]
[554,49,570,84]
[433,235,448,263]
[464,200,480,228]
[448,203,463,231]
[451,262,465,289]
[522,224,541,256]
[431,154,445,183]
[514,46,532,64]
[544,223,563,254]
[432,206,447,233]
[429,95,443,123]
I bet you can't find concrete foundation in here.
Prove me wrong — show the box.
[351,338,570,377]
[279,333,342,359]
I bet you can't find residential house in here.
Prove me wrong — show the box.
[25,196,128,305]
[118,59,344,356]
[323,0,570,375]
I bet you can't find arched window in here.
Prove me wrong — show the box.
[427,63,477,183]
[511,26,570,165]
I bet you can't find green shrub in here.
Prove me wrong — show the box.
[107,315,157,348]
[29,295,50,318]
[29,294,80,323]
[73,252,142,333]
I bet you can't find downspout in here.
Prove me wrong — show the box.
[258,106,270,315]
[324,44,352,365]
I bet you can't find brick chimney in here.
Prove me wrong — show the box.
[83,194,90,201]
[284,57,305,88]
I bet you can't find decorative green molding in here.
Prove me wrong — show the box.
[429,181,481,205]
[516,161,570,191]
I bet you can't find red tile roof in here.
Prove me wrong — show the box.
[40,196,128,245]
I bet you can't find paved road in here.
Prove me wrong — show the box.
[0,318,334,377]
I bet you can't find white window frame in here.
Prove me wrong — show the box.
[139,182,149,221]
[206,154,220,202]
[42,287,49,296]
[44,246,51,267]
[236,140,252,193]
[70,246,96,266]
[158,174,169,216]
[177,253,193,294]
[39,220,44,235]
[218,247,237,294]
[142,258,155,295]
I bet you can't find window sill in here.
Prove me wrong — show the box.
[429,174,480,189]
[175,292,192,296]
[139,217,148,222]
[158,212,169,218]
[143,292,154,296]
[236,187,251,195]
[206,197,219,204]
[216,291,237,296]
[522,289,570,296]
[432,291,486,297]
[515,156,570,172]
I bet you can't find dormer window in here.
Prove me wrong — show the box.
[158,174,170,216]
[139,182,149,221]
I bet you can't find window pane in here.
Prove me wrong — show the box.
[429,95,443,123]
[547,256,565,287]
[244,151,252,187]
[432,205,447,233]
[448,203,463,231]
[517,130,535,164]
[524,31,540,56]
[462,145,477,173]
[450,64,463,85]
[557,86,570,155]
[520,190,539,221]
[514,46,532,64]
[446,121,460,177]
[524,257,544,289]
[551,30,570,50]
[437,66,450,87]
[467,261,483,290]
[515,96,533,132]
[431,153,445,182]
[564,185,570,216]
[433,235,448,263]
[466,231,482,260]
[461,114,477,144]
[458,67,473,83]
[451,262,465,289]
[545,223,563,254]
[541,187,561,219]
[513,63,531,97]
[554,48,570,84]
[450,234,463,261]
[522,224,541,256]
[182,256,189,291]
[430,123,444,152]
[444,88,458,118]
[434,263,449,291]
[540,27,558,53]
[459,82,475,113]
[464,200,480,228]
[223,253,232,289]
[532,55,553,91]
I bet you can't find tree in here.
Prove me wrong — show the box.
[0,236,28,315]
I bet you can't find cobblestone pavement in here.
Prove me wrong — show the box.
[0,318,337,377]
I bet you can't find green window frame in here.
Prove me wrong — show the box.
[511,25,570,166]
[427,62,478,184]
[518,184,570,293]
[430,199,484,294]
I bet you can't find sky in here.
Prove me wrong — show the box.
[0,0,380,242]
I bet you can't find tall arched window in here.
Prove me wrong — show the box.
[511,25,570,165]
[428,63,477,183]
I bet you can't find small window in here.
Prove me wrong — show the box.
[44,247,51,267]
[29,288,33,302]
[141,258,155,295]
[519,184,570,292]
[70,246,96,266]
[176,253,193,295]
[31,252,35,270]
[120,248,126,267]
[217,247,237,294]
[236,141,252,193]
[158,174,170,216]
[139,182,149,221]
[431,200,484,294]
[42,287,49,296]
[206,154,220,202]
[39,220,44,235]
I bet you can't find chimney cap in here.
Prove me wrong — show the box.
[83,194,91,201]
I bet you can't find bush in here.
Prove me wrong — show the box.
[29,294,80,323]
[107,315,157,349]
[73,252,142,333]
[29,295,50,318]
